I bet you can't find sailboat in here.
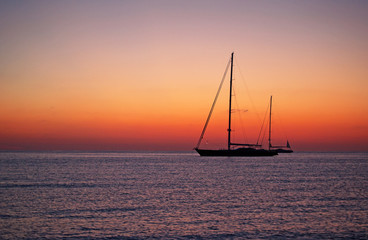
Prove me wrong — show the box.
[271,140,293,153]
[194,53,278,157]
[268,96,293,153]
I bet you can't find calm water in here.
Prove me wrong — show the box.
[0,152,367,239]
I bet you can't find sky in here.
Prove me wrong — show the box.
[0,0,367,151]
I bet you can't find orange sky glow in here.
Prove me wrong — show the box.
[1,1,367,151]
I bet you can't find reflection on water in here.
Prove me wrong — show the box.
[0,152,367,239]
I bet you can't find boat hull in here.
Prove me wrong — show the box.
[195,148,278,157]
[274,148,293,153]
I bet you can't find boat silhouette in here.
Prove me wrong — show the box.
[194,53,278,157]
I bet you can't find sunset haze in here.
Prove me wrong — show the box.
[1,1,367,151]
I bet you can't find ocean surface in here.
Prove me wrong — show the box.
[0,152,367,239]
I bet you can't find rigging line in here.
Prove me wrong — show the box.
[234,58,263,127]
[256,102,269,145]
[257,101,269,146]
[260,114,269,146]
[232,84,248,143]
[273,107,290,143]
[195,59,231,149]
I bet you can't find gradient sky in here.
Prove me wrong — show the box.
[1,0,367,151]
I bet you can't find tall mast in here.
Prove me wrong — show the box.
[269,95,272,150]
[227,52,234,150]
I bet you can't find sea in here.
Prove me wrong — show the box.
[0,151,367,239]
